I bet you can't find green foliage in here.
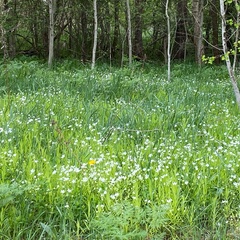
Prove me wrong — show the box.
[0,59,240,239]
[202,55,216,64]
[90,202,168,239]
[0,183,28,208]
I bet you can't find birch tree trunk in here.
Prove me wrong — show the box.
[48,0,55,68]
[220,0,240,108]
[166,0,171,81]
[192,0,204,66]
[233,0,240,71]
[91,0,98,69]
[126,0,132,66]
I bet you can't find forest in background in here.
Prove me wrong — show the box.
[0,0,239,66]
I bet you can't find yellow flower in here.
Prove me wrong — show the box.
[88,159,96,165]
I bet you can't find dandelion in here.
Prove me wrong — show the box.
[88,159,96,165]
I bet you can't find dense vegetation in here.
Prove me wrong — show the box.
[0,0,238,65]
[0,58,240,239]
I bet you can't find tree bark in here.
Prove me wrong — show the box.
[192,0,204,66]
[91,0,98,69]
[166,0,171,81]
[48,0,56,68]
[233,0,240,71]
[211,0,220,64]
[220,0,240,108]
[134,0,144,59]
[126,0,132,66]
[151,1,161,54]
[0,4,9,60]
[81,8,87,62]
[112,0,120,58]
[173,0,188,60]
[1,0,17,59]
[98,2,110,54]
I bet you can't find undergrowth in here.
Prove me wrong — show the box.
[0,59,240,239]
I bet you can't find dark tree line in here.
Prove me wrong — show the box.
[0,0,239,66]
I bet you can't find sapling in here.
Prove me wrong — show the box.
[220,0,240,108]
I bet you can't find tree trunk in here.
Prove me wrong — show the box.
[173,0,188,60]
[91,0,98,69]
[126,0,132,66]
[192,0,204,66]
[1,29,9,60]
[151,0,161,55]
[81,9,87,62]
[220,0,240,108]
[1,0,17,60]
[134,0,144,59]
[112,0,120,58]
[233,0,240,71]
[211,0,220,64]
[48,0,55,68]
[9,0,17,57]
[68,17,73,54]
[166,0,171,81]
[98,2,111,54]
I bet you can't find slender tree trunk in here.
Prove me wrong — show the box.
[1,0,8,59]
[8,0,17,58]
[126,0,132,66]
[166,0,171,81]
[1,0,17,59]
[32,14,39,51]
[48,0,55,68]
[1,28,8,60]
[98,3,110,54]
[152,11,159,53]
[81,9,87,62]
[233,0,240,71]
[106,3,111,55]
[192,0,204,66]
[112,0,120,58]
[91,0,97,69]
[0,8,9,59]
[134,0,144,59]
[211,0,220,64]
[3,0,9,59]
[220,0,240,108]
[68,17,73,53]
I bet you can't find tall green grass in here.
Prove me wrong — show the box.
[0,59,240,239]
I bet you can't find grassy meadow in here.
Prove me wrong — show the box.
[0,58,240,239]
